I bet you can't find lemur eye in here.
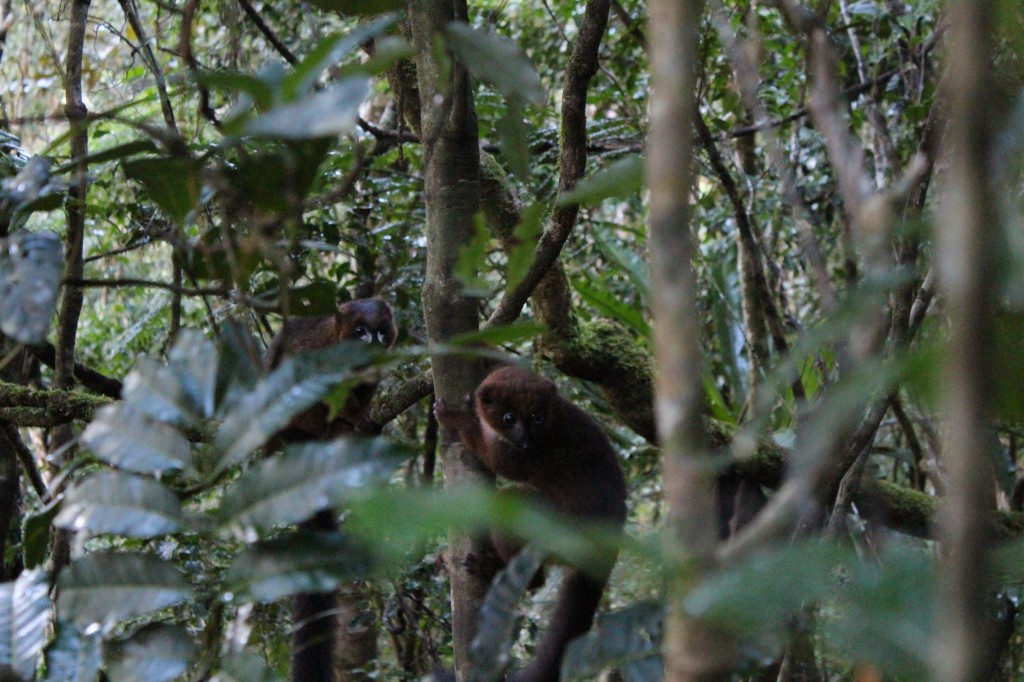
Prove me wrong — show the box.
[353,325,368,337]
[502,413,516,426]
[531,413,544,425]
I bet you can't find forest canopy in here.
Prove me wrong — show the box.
[0,0,1022,681]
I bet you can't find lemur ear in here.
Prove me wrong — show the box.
[477,386,493,405]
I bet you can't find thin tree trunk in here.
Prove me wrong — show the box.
[933,1,999,681]
[409,0,490,675]
[648,0,731,679]
[48,0,91,579]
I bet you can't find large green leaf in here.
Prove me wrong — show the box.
[504,204,545,290]
[55,472,186,538]
[81,403,191,475]
[467,548,545,682]
[684,541,844,636]
[224,532,373,601]
[556,156,644,207]
[122,156,200,225]
[42,621,102,682]
[57,553,192,630]
[215,342,377,470]
[285,15,398,97]
[562,601,663,682]
[245,78,370,140]
[219,437,405,533]
[0,568,52,680]
[104,623,197,682]
[444,24,544,105]
[22,497,60,569]
[0,230,62,344]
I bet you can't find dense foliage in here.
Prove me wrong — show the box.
[0,0,1023,680]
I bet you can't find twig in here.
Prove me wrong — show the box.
[236,0,297,65]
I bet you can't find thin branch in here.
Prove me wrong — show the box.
[235,0,297,65]
[28,342,122,398]
[1,423,47,499]
[486,0,611,329]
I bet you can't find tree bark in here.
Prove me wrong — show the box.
[409,0,490,675]
[648,0,731,679]
[933,2,1000,681]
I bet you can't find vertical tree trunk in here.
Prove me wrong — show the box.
[408,0,491,675]
[647,0,731,679]
[933,1,999,681]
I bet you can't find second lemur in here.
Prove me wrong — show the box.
[267,297,397,682]
[435,365,627,682]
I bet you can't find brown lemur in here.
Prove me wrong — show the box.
[434,365,627,682]
[266,297,397,682]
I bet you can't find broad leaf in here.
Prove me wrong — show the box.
[562,601,663,682]
[42,621,102,682]
[445,24,544,105]
[0,568,52,680]
[499,98,531,178]
[82,403,191,475]
[684,541,844,636]
[0,230,62,344]
[285,15,399,98]
[453,215,494,297]
[122,156,200,225]
[556,156,644,207]
[215,342,376,470]
[57,553,192,630]
[245,78,370,140]
[467,548,545,682]
[55,471,186,538]
[445,322,545,348]
[219,437,405,533]
[104,623,197,682]
[505,204,545,291]
[224,532,373,601]
[22,497,60,569]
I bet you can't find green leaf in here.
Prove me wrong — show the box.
[196,71,275,109]
[57,553,192,630]
[23,497,60,569]
[453,214,494,297]
[445,321,545,348]
[824,549,934,680]
[572,278,651,339]
[556,157,644,207]
[245,78,370,140]
[0,568,52,680]
[225,532,373,601]
[993,312,1024,424]
[42,621,102,682]
[499,98,531,178]
[53,140,158,174]
[0,230,62,344]
[444,23,544,104]
[215,342,377,470]
[104,624,197,682]
[82,403,191,475]
[285,15,399,97]
[505,204,545,291]
[684,541,845,636]
[309,0,404,16]
[467,548,546,682]
[122,156,200,225]
[215,321,264,414]
[562,601,663,682]
[54,472,186,538]
[219,437,405,533]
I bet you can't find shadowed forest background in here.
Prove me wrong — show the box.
[0,0,1021,680]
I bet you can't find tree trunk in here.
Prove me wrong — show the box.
[933,1,1000,681]
[647,0,731,679]
[409,0,491,676]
